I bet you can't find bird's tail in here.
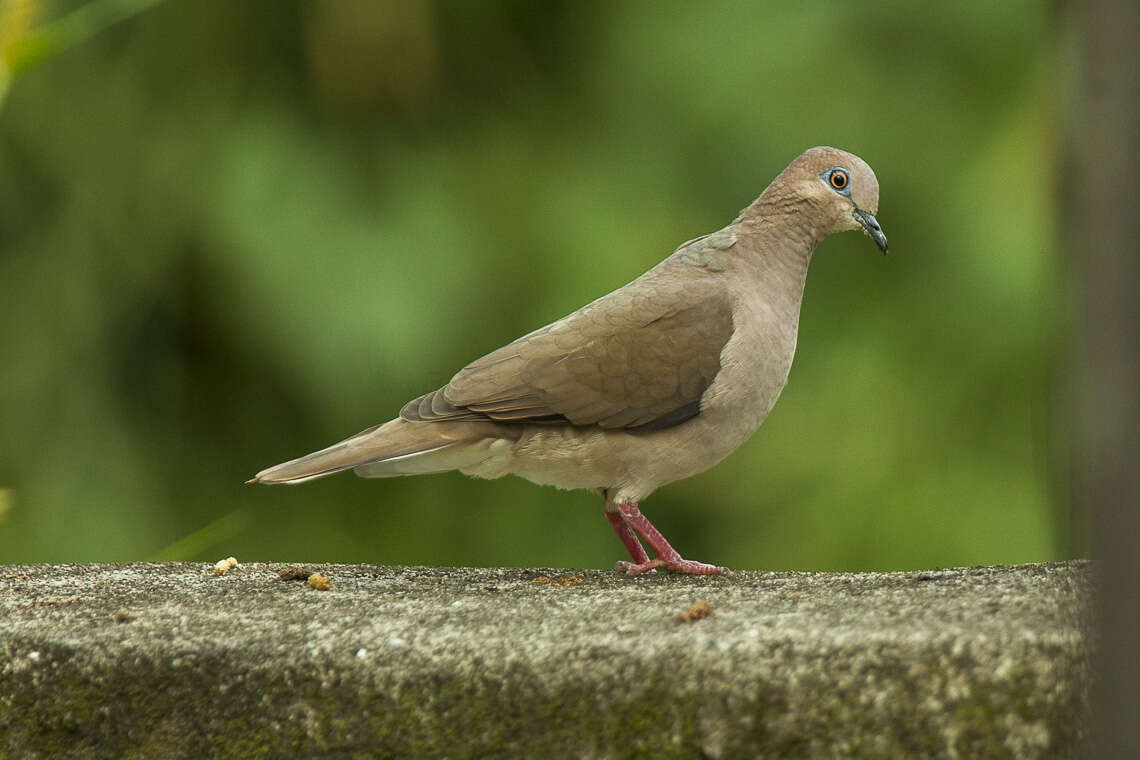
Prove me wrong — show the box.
[249,418,510,484]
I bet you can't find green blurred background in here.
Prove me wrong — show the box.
[0,0,1072,570]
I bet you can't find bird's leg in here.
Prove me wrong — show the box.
[604,510,651,564]
[611,501,727,576]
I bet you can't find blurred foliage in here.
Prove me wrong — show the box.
[0,0,1070,570]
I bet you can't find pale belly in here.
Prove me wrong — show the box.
[458,366,790,504]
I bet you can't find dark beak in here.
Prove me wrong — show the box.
[853,209,888,254]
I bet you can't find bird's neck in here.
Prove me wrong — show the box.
[733,194,823,279]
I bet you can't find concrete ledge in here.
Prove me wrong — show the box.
[1,561,1090,759]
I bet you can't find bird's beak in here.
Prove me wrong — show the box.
[853,209,888,254]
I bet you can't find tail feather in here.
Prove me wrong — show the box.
[249,418,511,485]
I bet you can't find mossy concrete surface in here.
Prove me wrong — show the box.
[1,561,1089,759]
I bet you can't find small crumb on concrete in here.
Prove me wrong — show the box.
[278,567,312,582]
[113,608,136,624]
[18,596,80,610]
[531,574,584,586]
[213,557,239,576]
[308,573,331,591]
[678,599,711,623]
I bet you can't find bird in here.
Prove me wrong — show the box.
[250,146,887,575]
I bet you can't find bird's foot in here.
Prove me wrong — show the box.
[615,558,728,576]
[606,500,729,576]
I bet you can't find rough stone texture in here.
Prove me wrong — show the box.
[0,561,1090,759]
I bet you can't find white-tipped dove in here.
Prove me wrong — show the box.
[251,146,887,575]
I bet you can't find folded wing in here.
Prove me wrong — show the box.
[402,258,735,434]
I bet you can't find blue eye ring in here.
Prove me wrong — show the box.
[822,167,851,196]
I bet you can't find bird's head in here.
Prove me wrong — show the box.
[769,146,888,254]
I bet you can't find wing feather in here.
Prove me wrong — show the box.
[400,241,737,434]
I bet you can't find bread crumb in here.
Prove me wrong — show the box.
[213,557,239,575]
[678,599,711,623]
[531,574,584,586]
[308,573,331,591]
[17,596,80,610]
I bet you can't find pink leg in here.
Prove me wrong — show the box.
[610,501,727,576]
[605,510,650,564]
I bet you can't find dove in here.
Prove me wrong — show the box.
[251,146,887,575]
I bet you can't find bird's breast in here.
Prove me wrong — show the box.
[699,288,802,436]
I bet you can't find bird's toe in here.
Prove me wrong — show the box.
[614,558,727,576]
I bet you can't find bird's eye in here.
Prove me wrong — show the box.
[829,169,849,191]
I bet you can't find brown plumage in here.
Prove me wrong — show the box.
[402,258,733,432]
[251,146,887,575]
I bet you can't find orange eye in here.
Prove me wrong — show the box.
[829,170,849,191]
